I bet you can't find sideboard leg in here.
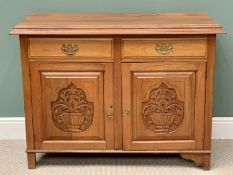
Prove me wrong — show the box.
[27,153,36,169]
[203,154,211,170]
[180,153,211,170]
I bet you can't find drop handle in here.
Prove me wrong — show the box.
[123,109,130,117]
[61,43,79,55]
[106,106,113,118]
[155,43,173,55]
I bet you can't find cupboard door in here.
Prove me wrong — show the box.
[30,62,114,150]
[122,62,206,151]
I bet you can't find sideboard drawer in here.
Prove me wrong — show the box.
[122,38,207,59]
[29,38,113,60]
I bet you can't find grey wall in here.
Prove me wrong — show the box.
[0,0,231,117]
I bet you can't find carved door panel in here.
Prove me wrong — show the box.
[30,62,114,150]
[122,62,206,151]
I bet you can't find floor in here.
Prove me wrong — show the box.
[0,140,232,175]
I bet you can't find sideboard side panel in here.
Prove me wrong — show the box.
[19,36,36,168]
[204,35,216,150]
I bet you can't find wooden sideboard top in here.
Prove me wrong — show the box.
[10,13,225,35]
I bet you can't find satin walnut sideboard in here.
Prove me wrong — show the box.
[10,13,224,170]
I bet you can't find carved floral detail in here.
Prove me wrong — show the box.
[51,83,94,132]
[142,83,184,133]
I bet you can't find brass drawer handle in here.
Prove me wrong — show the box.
[155,43,173,55]
[106,106,113,118]
[61,43,79,55]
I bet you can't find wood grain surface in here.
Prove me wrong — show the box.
[10,13,225,35]
[12,13,224,170]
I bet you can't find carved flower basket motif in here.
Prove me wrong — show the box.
[51,83,94,132]
[142,83,184,133]
[59,112,85,131]
[151,113,175,130]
